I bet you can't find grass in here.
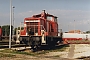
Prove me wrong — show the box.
[47,45,69,52]
[53,55,60,57]
[0,49,49,56]
[0,53,15,58]
[0,49,37,56]
[0,45,69,58]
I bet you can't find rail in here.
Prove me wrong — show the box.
[2,36,9,39]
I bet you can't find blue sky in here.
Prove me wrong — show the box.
[0,0,90,32]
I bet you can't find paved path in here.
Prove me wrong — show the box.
[68,44,75,58]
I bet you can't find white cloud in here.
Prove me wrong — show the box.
[28,11,32,13]
[0,9,90,32]
[45,9,90,31]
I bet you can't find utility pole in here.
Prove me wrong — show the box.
[12,6,15,40]
[68,24,69,32]
[74,20,75,33]
[9,0,12,49]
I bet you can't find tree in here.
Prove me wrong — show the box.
[2,25,13,36]
[17,27,24,30]
[14,28,17,35]
[1,25,24,36]
[14,27,24,35]
[86,31,90,33]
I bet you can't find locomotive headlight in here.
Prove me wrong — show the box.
[24,24,26,27]
[35,33,38,36]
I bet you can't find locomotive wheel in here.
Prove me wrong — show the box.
[28,36,41,52]
[30,41,41,52]
[30,45,39,52]
[31,45,35,52]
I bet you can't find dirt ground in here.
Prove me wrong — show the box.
[1,44,90,60]
[0,48,76,60]
[0,53,78,60]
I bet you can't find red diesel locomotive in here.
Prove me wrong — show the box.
[19,10,63,50]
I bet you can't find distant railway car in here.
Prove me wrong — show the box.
[0,27,2,40]
[19,10,63,51]
[63,33,90,40]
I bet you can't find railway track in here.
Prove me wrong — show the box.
[0,39,30,51]
[0,44,29,48]
[0,39,66,52]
